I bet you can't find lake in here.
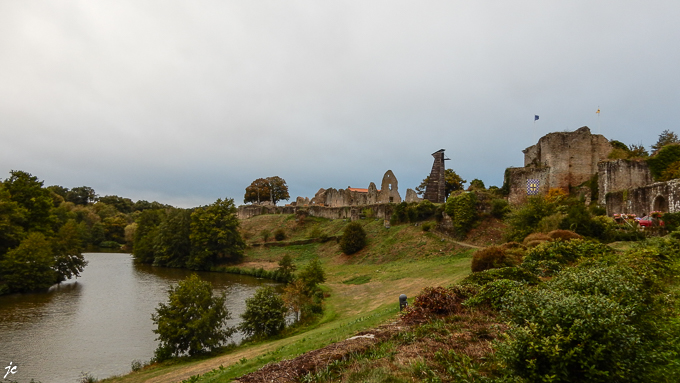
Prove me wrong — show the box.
[0,253,278,383]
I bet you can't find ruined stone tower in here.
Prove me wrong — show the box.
[424,149,447,203]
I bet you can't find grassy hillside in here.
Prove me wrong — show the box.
[104,214,475,383]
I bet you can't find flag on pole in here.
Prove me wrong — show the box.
[596,108,600,114]
[534,115,539,121]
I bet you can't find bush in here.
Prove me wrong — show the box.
[401,286,464,323]
[273,228,286,241]
[151,274,234,361]
[547,229,582,241]
[461,267,540,286]
[261,230,271,242]
[339,222,367,255]
[522,232,550,247]
[490,199,510,219]
[505,195,557,242]
[470,245,521,272]
[464,279,526,309]
[239,286,288,338]
[445,192,478,238]
[421,222,435,232]
[521,239,613,277]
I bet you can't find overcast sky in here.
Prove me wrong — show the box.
[2,1,679,207]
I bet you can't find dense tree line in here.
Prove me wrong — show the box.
[0,170,170,295]
[132,198,246,270]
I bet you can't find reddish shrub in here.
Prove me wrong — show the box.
[471,245,520,272]
[547,230,582,242]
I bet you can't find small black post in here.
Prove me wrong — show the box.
[399,294,408,311]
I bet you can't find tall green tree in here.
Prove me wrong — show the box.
[152,274,234,360]
[297,258,326,296]
[188,198,245,270]
[0,182,27,255]
[239,286,288,338]
[65,186,97,206]
[133,209,165,264]
[652,130,679,153]
[0,232,56,293]
[154,208,192,268]
[243,176,290,205]
[53,220,87,282]
[415,169,466,199]
[3,170,54,233]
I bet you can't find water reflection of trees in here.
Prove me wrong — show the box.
[0,281,82,325]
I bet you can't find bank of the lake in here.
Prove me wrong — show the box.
[103,215,475,383]
[0,253,278,383]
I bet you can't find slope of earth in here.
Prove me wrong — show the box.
[103,214,483,383]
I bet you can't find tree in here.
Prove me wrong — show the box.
[243,176,290,205]
[4,170,54,233]
[97,195,134,214]
[415,169,466,199]
[239,286,288,338]
[339,222,367,255]
[53,220,87,282]
[652,130,679,153]
[297,258,326,296]
[0,182,27,255]
[276,254,296,281]
[154,208,192,268]
[282,279,311,322]
[151,274,234,361]
[188,198,245,270]
[65,186,97,206]
[133,209,165,263]
[0,232,56,293]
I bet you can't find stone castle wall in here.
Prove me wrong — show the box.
[605,179,680,216]
[598,159,652,206]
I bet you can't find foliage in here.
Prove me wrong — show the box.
[647,143,680,180]
[444,192,477,238]
[415,169,466,199]
[339,222,367,255]
[608,141,649,160]
[401,286,463,322]
[490,198,510,219]
[65,186,97,206]
[261,229,271,242]
[244,176,290,205]
[0,183,27,255]
[97,195,134,213]
[152,274,234,361]
[4,170,54,233]
[53,220,88,282]
[390,200,438,225]
[662,211,680,231]
[153,208,192,268]
[464,279,525,309]
[188,198,245,270]
[0,232,56,293]
[659,159,680,181]
[651,129,679,152]
[470,245,520,272]
[505,196,557,242]
[132,209,165,264]
[239,286,288,338]
[283,279,311,321]
[467,179,485,190]
[496,251,680,382]
[274,228,286,241]
[522,239,614,277]
[276,254,296,281]
[461,266,540,286]
[297,258,326,296]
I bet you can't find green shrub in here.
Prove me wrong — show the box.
[261,229,271,242]
[490,198,510,219]
[421,222,435,232]
[273,228,286,241]
[445,192,477,238]
[505,195,557,242]
[461,267,540,286]
[99,240,121,248]
[339,222,367,255]
[464,279,526,309]
[239,286,288,338]
[151,274,234,361]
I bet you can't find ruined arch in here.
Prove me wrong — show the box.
[379,170,401,204]
[653,194,668,213]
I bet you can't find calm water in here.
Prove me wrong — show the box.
[0,253,278,383]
